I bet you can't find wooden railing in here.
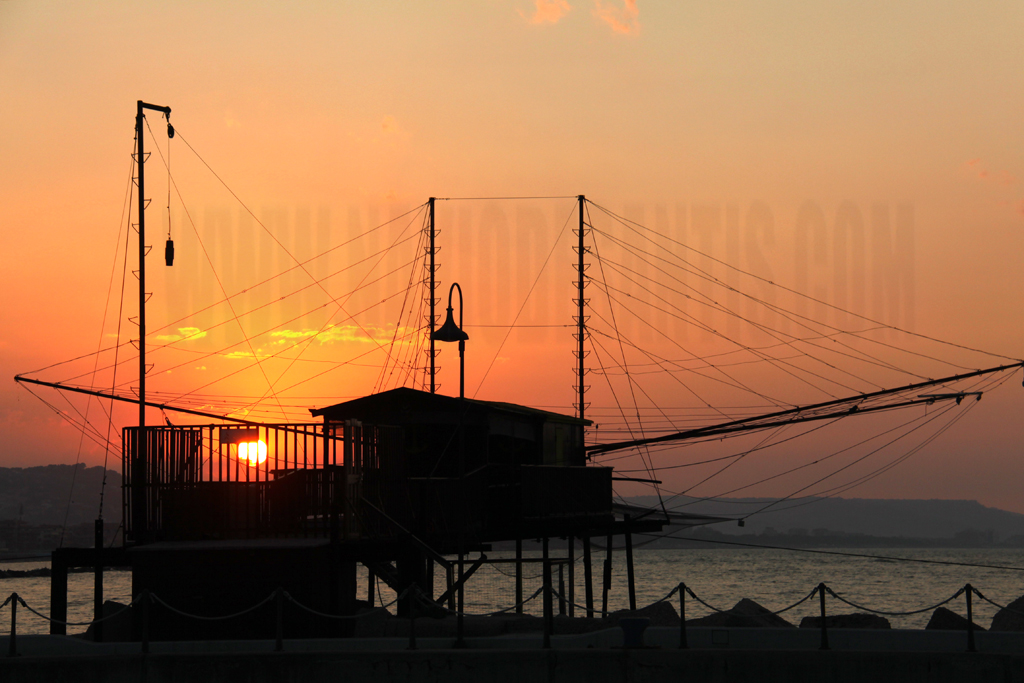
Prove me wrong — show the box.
[123,422,399,542]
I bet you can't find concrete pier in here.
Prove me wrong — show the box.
[2,628,1023,682]
[1,647,1023,683]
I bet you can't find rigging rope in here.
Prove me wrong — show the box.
[175,129,411,376]
[588,200,1021,364]
[594,250,880,394]
[471,201,576,398]
[146,118,290,421]
[592,225,926,383]
[100,157,136,520]
[586,230,663,503]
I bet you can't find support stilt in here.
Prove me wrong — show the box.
[49,555,68,636]
[542,537,552,647]
[515,537,523,615]
[583,535,594,618]
[424,557,434,603]
[602,532,613,616]
[567,536,575,618]
[558,563,566,615]
[625,514,636,611]
[93,519,103,642]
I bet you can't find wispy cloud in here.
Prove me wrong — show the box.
[520,0,572,25]
[223,349,269,360]
[594,0,639,35]
[154,327,208,343]
[270,324,415,346]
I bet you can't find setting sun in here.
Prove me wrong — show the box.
[238,440,267,466]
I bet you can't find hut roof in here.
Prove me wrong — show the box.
[310,387,591,427]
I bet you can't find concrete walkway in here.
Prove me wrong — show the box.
[1,644,1024,683]
[3,625,1024,656]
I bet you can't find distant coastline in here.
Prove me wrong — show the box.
[4,465,1024,555]
[625,494,1024,546]
[639,524,1024,550]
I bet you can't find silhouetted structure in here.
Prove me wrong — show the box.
[51,387,666,639]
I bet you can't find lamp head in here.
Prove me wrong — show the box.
[431,306,468,342]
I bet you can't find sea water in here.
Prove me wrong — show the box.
[436,548,1024,630]
[2,548,1022,635]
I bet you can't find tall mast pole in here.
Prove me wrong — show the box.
[134,102,146,542]
[428,197,437,393]
[133,100,171,543]
[575,195,589,423]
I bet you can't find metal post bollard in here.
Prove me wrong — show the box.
[456,555,465,649]
[678,583,687,649]
[543,582,552,650]
[966,584,976,653]
[141,590,151,655]
[543,539,552,650]
[407,592,417,651]
[275,588,284,652]
[8,593,18,658]
[558,564,566,616]
[818,583,829,651]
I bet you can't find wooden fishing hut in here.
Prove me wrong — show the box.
[50,387,666,639]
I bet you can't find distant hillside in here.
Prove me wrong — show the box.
[0,465,121,526]
[625,496,1024,541]
[4,467,1024,544]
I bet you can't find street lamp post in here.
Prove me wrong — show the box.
[430,283,468,398]
[429,282,468,645]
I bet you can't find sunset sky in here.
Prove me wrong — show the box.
[3,1,1024,514]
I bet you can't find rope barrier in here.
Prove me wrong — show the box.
[652,584,681,605]
[283,588,408,620]
[970,587,1024,618]
[0,580,1017,635]
[0,577,1007,660]
[766,587,820,615]
[681,586,727,614]
[14,594,141,627]
[150,591,276,622]
[683,585,819,617]
[824,586,965,617]
[548,582,681,617]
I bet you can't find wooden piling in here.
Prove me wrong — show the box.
[625,514,636,611]
[583,535,594,618]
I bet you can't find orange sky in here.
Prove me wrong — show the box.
[3,1,1024,513]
